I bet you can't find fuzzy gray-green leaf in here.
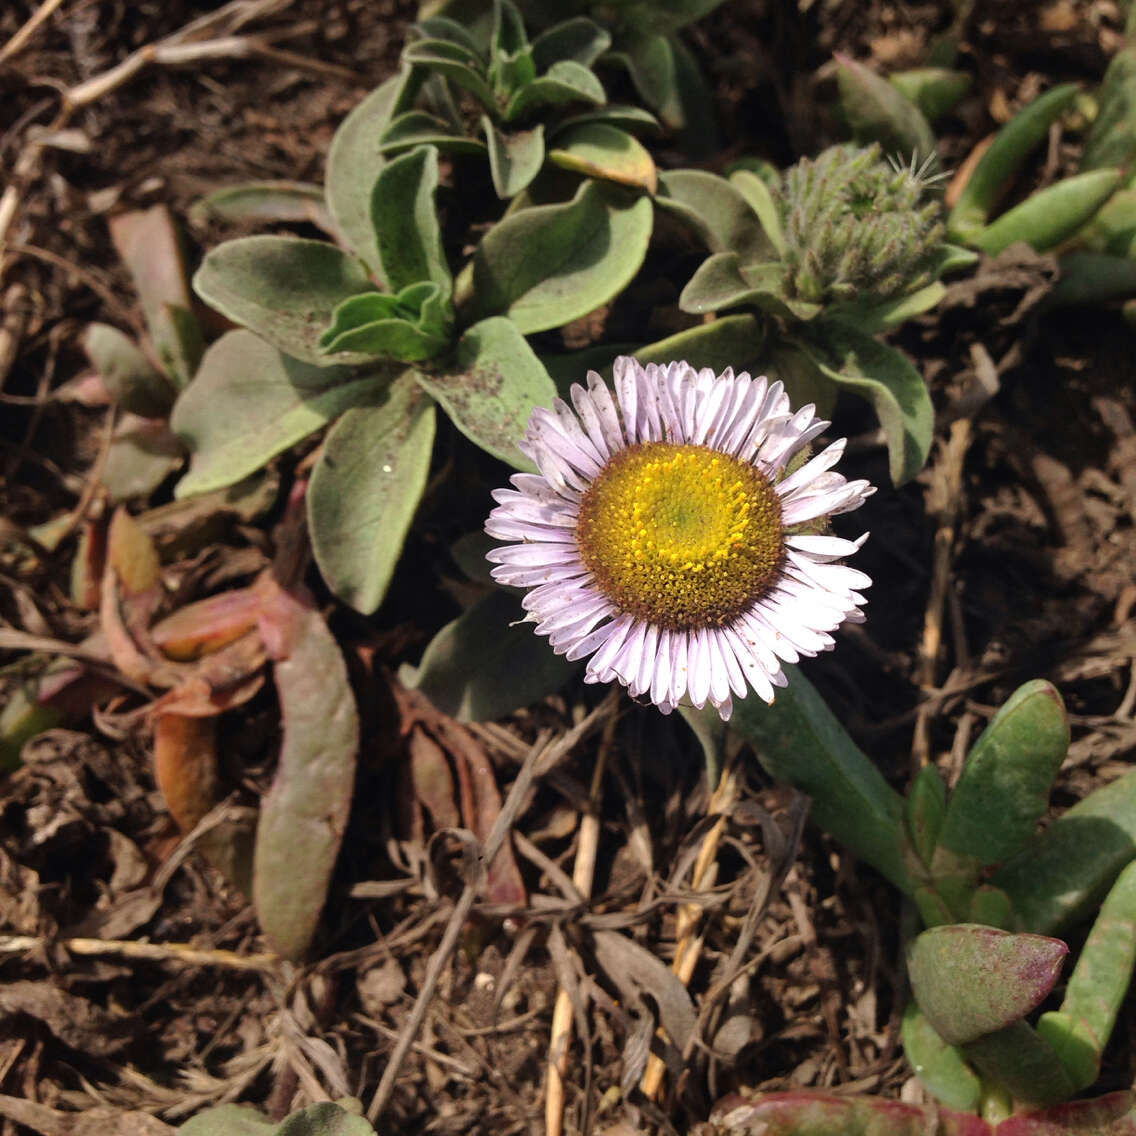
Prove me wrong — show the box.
[467,180,652,333]
[193,236,377,366]
[797,318,932,486]
[415,316,555,469]
[308,375,435,614]
[172,330,387,497]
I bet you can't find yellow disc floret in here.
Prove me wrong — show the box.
[576,442,784,630]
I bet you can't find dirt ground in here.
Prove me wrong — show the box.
[1,1,1135,1134]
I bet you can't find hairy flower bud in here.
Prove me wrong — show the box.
[776,143,946,305]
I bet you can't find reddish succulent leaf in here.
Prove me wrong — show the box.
[70,518,106,611]
[709,1091,991,1136]
[109,206,193,323]
[153,712,218,833]
[908,924,1068,1046]
[408,727,460,830]
[102,507,166,684]
[150,632,267,717]
[152,587,264,661]
[995,1091,1136,1135]
[440,719,527,907]
[252,578,359,960]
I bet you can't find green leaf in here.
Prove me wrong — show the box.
[178,1103,277,1136]
[613,33,682,130]
[948,83,1079,242]
[277,1102,376,1136]
[729,169,785,255]
[415,316,556,468]
[254,582,359,960]
[318,283,451,361]
[531,17,610,70]
[103,414,184,504]
[403,39,496,106]
[611,0,729,37]
[326,70,421,272]
[308,375,435,614]
[547,123,657,192]
[835,53,939,173]
[171,330,387,496]
[371,144,452,296]
[1039,859,1136,1090]
[907,923,1068,1046]
[889,67,973,124]
[1082,48,1136,172]
[665,32,723,158]
[81,323,176,418]
[994,768,1136,935]
[796,319,933,486]
[193,236,377,366]
[189,180,334,234]
[934,680,1069,867]
[970,169,1123,256]
[901,1001,982,1111]
[724,665,912,893]
[964,1021,1076,1108]
[657,169,773,262]
[555,104,662,136]
[503,60,606,122]
[679,253,812,318]
[1048,250,1136,309]
[837,281,948,333]
[488,0,535,93]
[415,15,485,60]
[483,118,546,198]
[467,179,652,333]
[378,110,488,156]
[905,764,948,871]
[401,588,580,720]
[635,313,764,373]
[108,206,200,384]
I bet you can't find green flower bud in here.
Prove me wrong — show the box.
[776,143,946,305]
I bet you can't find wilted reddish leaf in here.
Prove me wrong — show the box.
[70,519,106,611]
[252,577,359,960]
[151,586,264,661]
[0,982,136,1057]
[995,1092,1136,1135]
[442,720,526,907]
[408,726,460,830]
[153,712,218,833]
[708,1092,991,1136]
[101,507,166,684]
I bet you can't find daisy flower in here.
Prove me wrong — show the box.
[485,357,874,720]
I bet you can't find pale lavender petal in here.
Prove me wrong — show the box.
[634,623,659,697]
[785,533,867,561]
[688,627,711,709]
[488,543,581,568]
[586,370,626,454]
[570,382,612,460]
[613,360,639,443]
[651,627,673,708]
[775,438,846,496]
[722,625,777,704]
[705,631,731,709]
[670,631,690,706]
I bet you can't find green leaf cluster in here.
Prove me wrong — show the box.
[713,673,1136,1113]
[389,0,659,197]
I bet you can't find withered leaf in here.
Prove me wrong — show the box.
[0,981,136,1055]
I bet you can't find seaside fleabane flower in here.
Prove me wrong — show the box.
[485,357,874,721]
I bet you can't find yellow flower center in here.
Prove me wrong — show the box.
[576,442,784,630]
